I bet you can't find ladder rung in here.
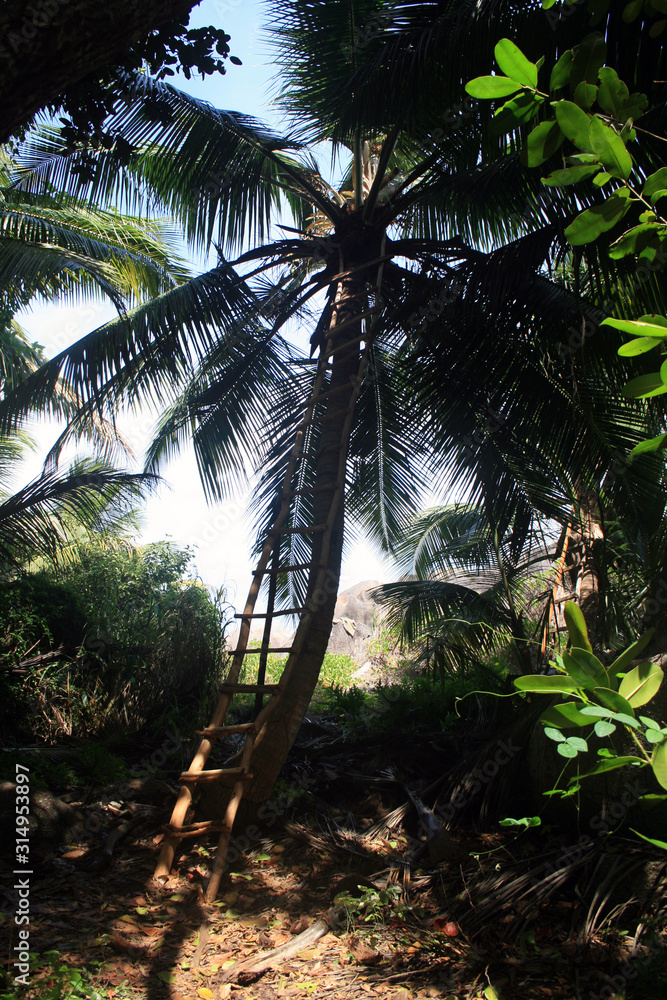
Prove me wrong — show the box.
[300,445,340,458]
[178,767,254,784]
[252,561,323,576]
[270,524,327,535]
[239,649,292,656]
[234,607,305,619]
[284,482,340,497]
[325,335,367,358]
[166,820,230,837]
[220,682,281,690]
[302,407,352,429]
[311,382,358,403]
[195,723,258,736]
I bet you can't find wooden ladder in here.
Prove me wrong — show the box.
[155,324,370,901]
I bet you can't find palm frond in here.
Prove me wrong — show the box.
[0,459,158,566]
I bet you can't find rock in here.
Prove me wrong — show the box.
[103,778,176,807]
[0,781,81,850]
[327,580,382,663]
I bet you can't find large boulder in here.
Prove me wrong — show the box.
[326,580,382,663]
[0,781,81,852]
[227,581,384,666]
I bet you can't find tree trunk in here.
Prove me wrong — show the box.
[199,267,367,820]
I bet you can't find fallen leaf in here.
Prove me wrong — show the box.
[157,970,176,984]
[197,989,215,999]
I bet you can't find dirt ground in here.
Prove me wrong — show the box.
[1,725,666,1000]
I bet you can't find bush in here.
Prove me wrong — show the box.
[0,539,232,741]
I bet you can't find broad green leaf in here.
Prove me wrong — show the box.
[609,223,663,258]
[649,18,667,37]
[619,662,664,706]
[558,743,579,758]
[499,815,541,828]
[571,755,645,780]
[638,313,667,327]
[623,372,667,399]
[566,736,588,752]
[640,715,662,730]
[608,629,655,676]
[646,729,667,744]
[573,82,598,109]
[564,601,592,652]
[544,726,567,742]
[620,91,649,120]
[603,315,667,338]
[567,153,599,164]
[622,0,643,21]
[660,357,667,384]
[617,335,664,356]
[594,720,617,737]
[541,702,596,728]
[629,433,667,459]
[629,829,667,850]
[570,32,607,92]
[465,76,523,99]
[565,190,632,245]
[643,168,667,204]
[492,91,543,134]
[580,705,614,717]
[621,121,637,143]
[574,648,610,684]
[514,675,578,693]
[594,687,635,715]
[542,164,601,186]
[593,172,612,187]
[554,100,594,151]
[611,712,640,728]
[589,116,633,179]
[494,39,538,88]
[597,66,630,115]
[563,652,602,691]
[651,740,667,790]
[550,50,573,91]
[523,119,564,167]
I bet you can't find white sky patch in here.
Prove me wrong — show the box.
[11,0,433,606]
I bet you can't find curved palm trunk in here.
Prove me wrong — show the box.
[196,266,369,829]
[241,275,366,806]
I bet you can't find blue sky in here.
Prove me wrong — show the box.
[17,0,393,606]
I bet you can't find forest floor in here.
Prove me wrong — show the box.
[1,715,666,1000]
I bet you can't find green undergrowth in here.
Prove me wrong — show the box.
[228,654,501,739]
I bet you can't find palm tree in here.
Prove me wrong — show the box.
[1,0,663,830]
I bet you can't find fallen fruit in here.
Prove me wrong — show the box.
[444,922,459,937]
